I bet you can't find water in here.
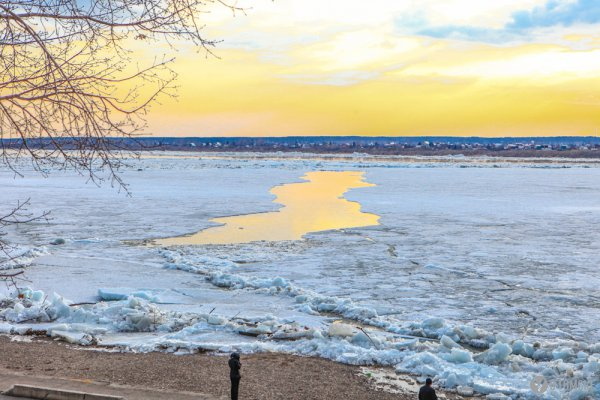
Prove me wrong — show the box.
[157,171,380,245]
[3,156,600,342]
[3,154,600,398]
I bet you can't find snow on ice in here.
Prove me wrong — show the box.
[2,153,600,399]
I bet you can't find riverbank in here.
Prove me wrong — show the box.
[0,336,468,400]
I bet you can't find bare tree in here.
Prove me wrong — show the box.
[0,0,242,183]
[0,0,243,274]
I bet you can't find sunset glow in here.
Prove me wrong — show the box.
[146,0,600,137]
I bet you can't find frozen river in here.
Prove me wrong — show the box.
[2,153,600,398]
[158,170,379,245]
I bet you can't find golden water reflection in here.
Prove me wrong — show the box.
[158,171,380,245]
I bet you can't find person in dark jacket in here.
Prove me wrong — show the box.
[229,352,241,400]
[418,378,438,400]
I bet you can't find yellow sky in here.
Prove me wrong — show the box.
[143,0,600,137]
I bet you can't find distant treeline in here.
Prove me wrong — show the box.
[4,136,600,158]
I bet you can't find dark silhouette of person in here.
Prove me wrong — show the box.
[229,352,241,400]
[419,378,438,400]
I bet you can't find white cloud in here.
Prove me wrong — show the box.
[402,47,600,81]
[421,0,549,28]
[195,0,600,86]
[206,0,550,31]
[292,28,422,71]
[200,0,558,67]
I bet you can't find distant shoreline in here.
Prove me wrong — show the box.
[138,146,600,159]
[4,135,600,159]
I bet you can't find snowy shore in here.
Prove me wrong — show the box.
[0,335,438,400]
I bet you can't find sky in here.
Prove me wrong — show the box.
[144,0,600,137]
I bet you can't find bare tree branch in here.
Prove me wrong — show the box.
[0,0,244,190]
[0,199,49,261]
[0,0,245,260]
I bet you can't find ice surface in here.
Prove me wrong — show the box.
[474,343,512,365]
[0,246,48,270]
[2,152,600,398]
[98,288,161,303]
